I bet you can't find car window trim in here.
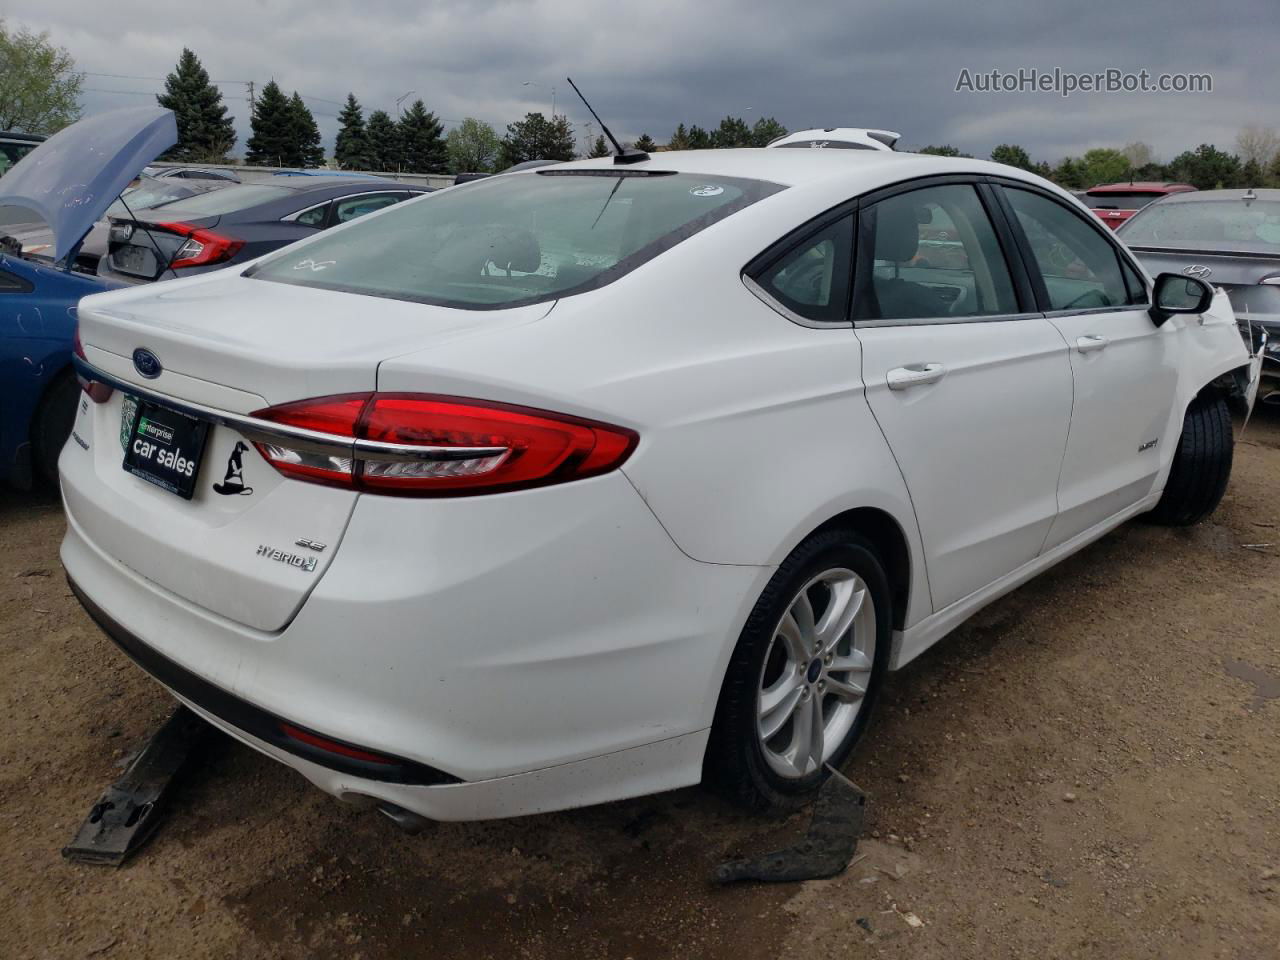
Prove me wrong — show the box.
[850,174,1037,327]
[742,201,859,329]
[0,268,34,294]
[990,179,1153,316]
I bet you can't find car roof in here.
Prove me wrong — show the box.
[525,148,1041,191]
[1143,187,1280,204]
[1087,182,1194,194]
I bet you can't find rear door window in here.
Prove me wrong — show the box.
[855,184,1019,322]
[332,192,403,224]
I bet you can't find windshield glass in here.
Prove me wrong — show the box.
[106,176,196,217]
[0,140,41,176]
[1118,199,1280,254]
[248,170,783,309]
[154,184,295,218]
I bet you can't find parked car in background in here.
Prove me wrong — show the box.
[22,174,233,273]
[99,178,430,284]
[0,131,46,176]
[768,128,900,151]
[1,107,177,488]
[1119,188,1280,398]
[140,165,242,183]
[65,149,1259,825]
[1080,182,1196,230]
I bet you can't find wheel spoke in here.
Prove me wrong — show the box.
[791,589,816,654]
[825,675,866,703]
[776,613,808,664]
[815,579,864,654]
[791,694,824,774]
[829,649,874,674]
[758,676,804,741]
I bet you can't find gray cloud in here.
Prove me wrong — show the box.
[7,0,1277,164]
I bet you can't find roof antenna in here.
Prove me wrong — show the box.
[566,77,648,165]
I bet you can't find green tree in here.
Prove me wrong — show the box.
[667,123,691,151]
[244,80,294,166]
[1051,156,1085,189]
[288,92,323,167]
[0,19,82,132]
[917,144,971,157]
[155,48,235,162]
[1168,144,1243,190]
[334,93,369,169]
[1241,158,1264,188]
[446,117,500,173]
[1079,148,1129,186]
[686,125,712,150]
[712,116,752,148]
[499,112,576,167]
[587,133,610,159]
[633,133,657,152]
[991,143,1033,171]
[749,117,787,147]
[365,109,398,170]
[397,99,446,173]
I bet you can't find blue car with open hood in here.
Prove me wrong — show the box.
[0,106,176,488]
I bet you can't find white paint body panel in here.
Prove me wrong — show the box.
[61,149,1253,819]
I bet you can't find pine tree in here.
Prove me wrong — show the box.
[156,48,236,162]
[749,117,787,147]
[668,124,691,151]
[686,125,712,150]
[499,112,576,167]
[397,100,446,173]
[245,80,293,166]
[288,93,324,167]
[711,116,752,148]
[366,109,399,171]
[587,134,610,159]
[633,133,657,152]
[334,93,369,169]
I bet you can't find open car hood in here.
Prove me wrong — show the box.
[0,107,176,263]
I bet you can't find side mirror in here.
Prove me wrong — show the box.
[1150,272,1214,326]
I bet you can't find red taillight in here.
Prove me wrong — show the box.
[250,393,639,496]
[73,329,113,403]
[154,222,244,269]
[278,723,397,766]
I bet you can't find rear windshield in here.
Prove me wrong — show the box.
[107,176,195,217]
[1083,191,1163,210]
[247,170,783,309]
[1118,199,1280,254]
[153,184,295,218]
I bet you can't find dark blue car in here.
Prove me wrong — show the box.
[1,106,176,488]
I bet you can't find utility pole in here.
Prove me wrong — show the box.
[246,80,255,111]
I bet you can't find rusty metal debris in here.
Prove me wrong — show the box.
[712,765,866,884]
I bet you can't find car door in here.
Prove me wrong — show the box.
[853,178,1074,610]
[994,183,1178,549]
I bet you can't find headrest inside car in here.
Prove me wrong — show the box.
[874,209,921,262]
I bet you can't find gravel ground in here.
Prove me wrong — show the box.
[2,408,1278,960]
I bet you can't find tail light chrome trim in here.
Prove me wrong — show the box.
[70,355,507,464]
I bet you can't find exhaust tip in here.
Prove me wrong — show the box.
[377,801,430,835]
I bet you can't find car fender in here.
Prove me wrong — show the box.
[1154,287,1253,488]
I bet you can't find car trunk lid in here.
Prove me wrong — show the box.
[71,276,552,630]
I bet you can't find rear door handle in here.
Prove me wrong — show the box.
[887,362,947,390]
[1075,334,1109,353]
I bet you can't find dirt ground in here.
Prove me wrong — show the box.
[2,409,1278,960]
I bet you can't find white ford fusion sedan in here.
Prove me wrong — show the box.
[62,148,1257,823]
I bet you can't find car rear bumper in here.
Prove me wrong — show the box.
[60,463,771,819]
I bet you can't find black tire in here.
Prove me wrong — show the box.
[1149,391,1233,526]
[705,529,892,814]
[32,371,80,487]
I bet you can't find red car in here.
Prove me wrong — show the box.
[1078,182,1197,229]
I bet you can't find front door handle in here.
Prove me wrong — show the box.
[1076,334,1110,353]
[887,362,947,391]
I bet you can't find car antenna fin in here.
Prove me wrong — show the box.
[566,77,648,165]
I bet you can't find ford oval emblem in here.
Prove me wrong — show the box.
[132,348,162,379]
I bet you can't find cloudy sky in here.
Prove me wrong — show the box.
[8,0,1278,164]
